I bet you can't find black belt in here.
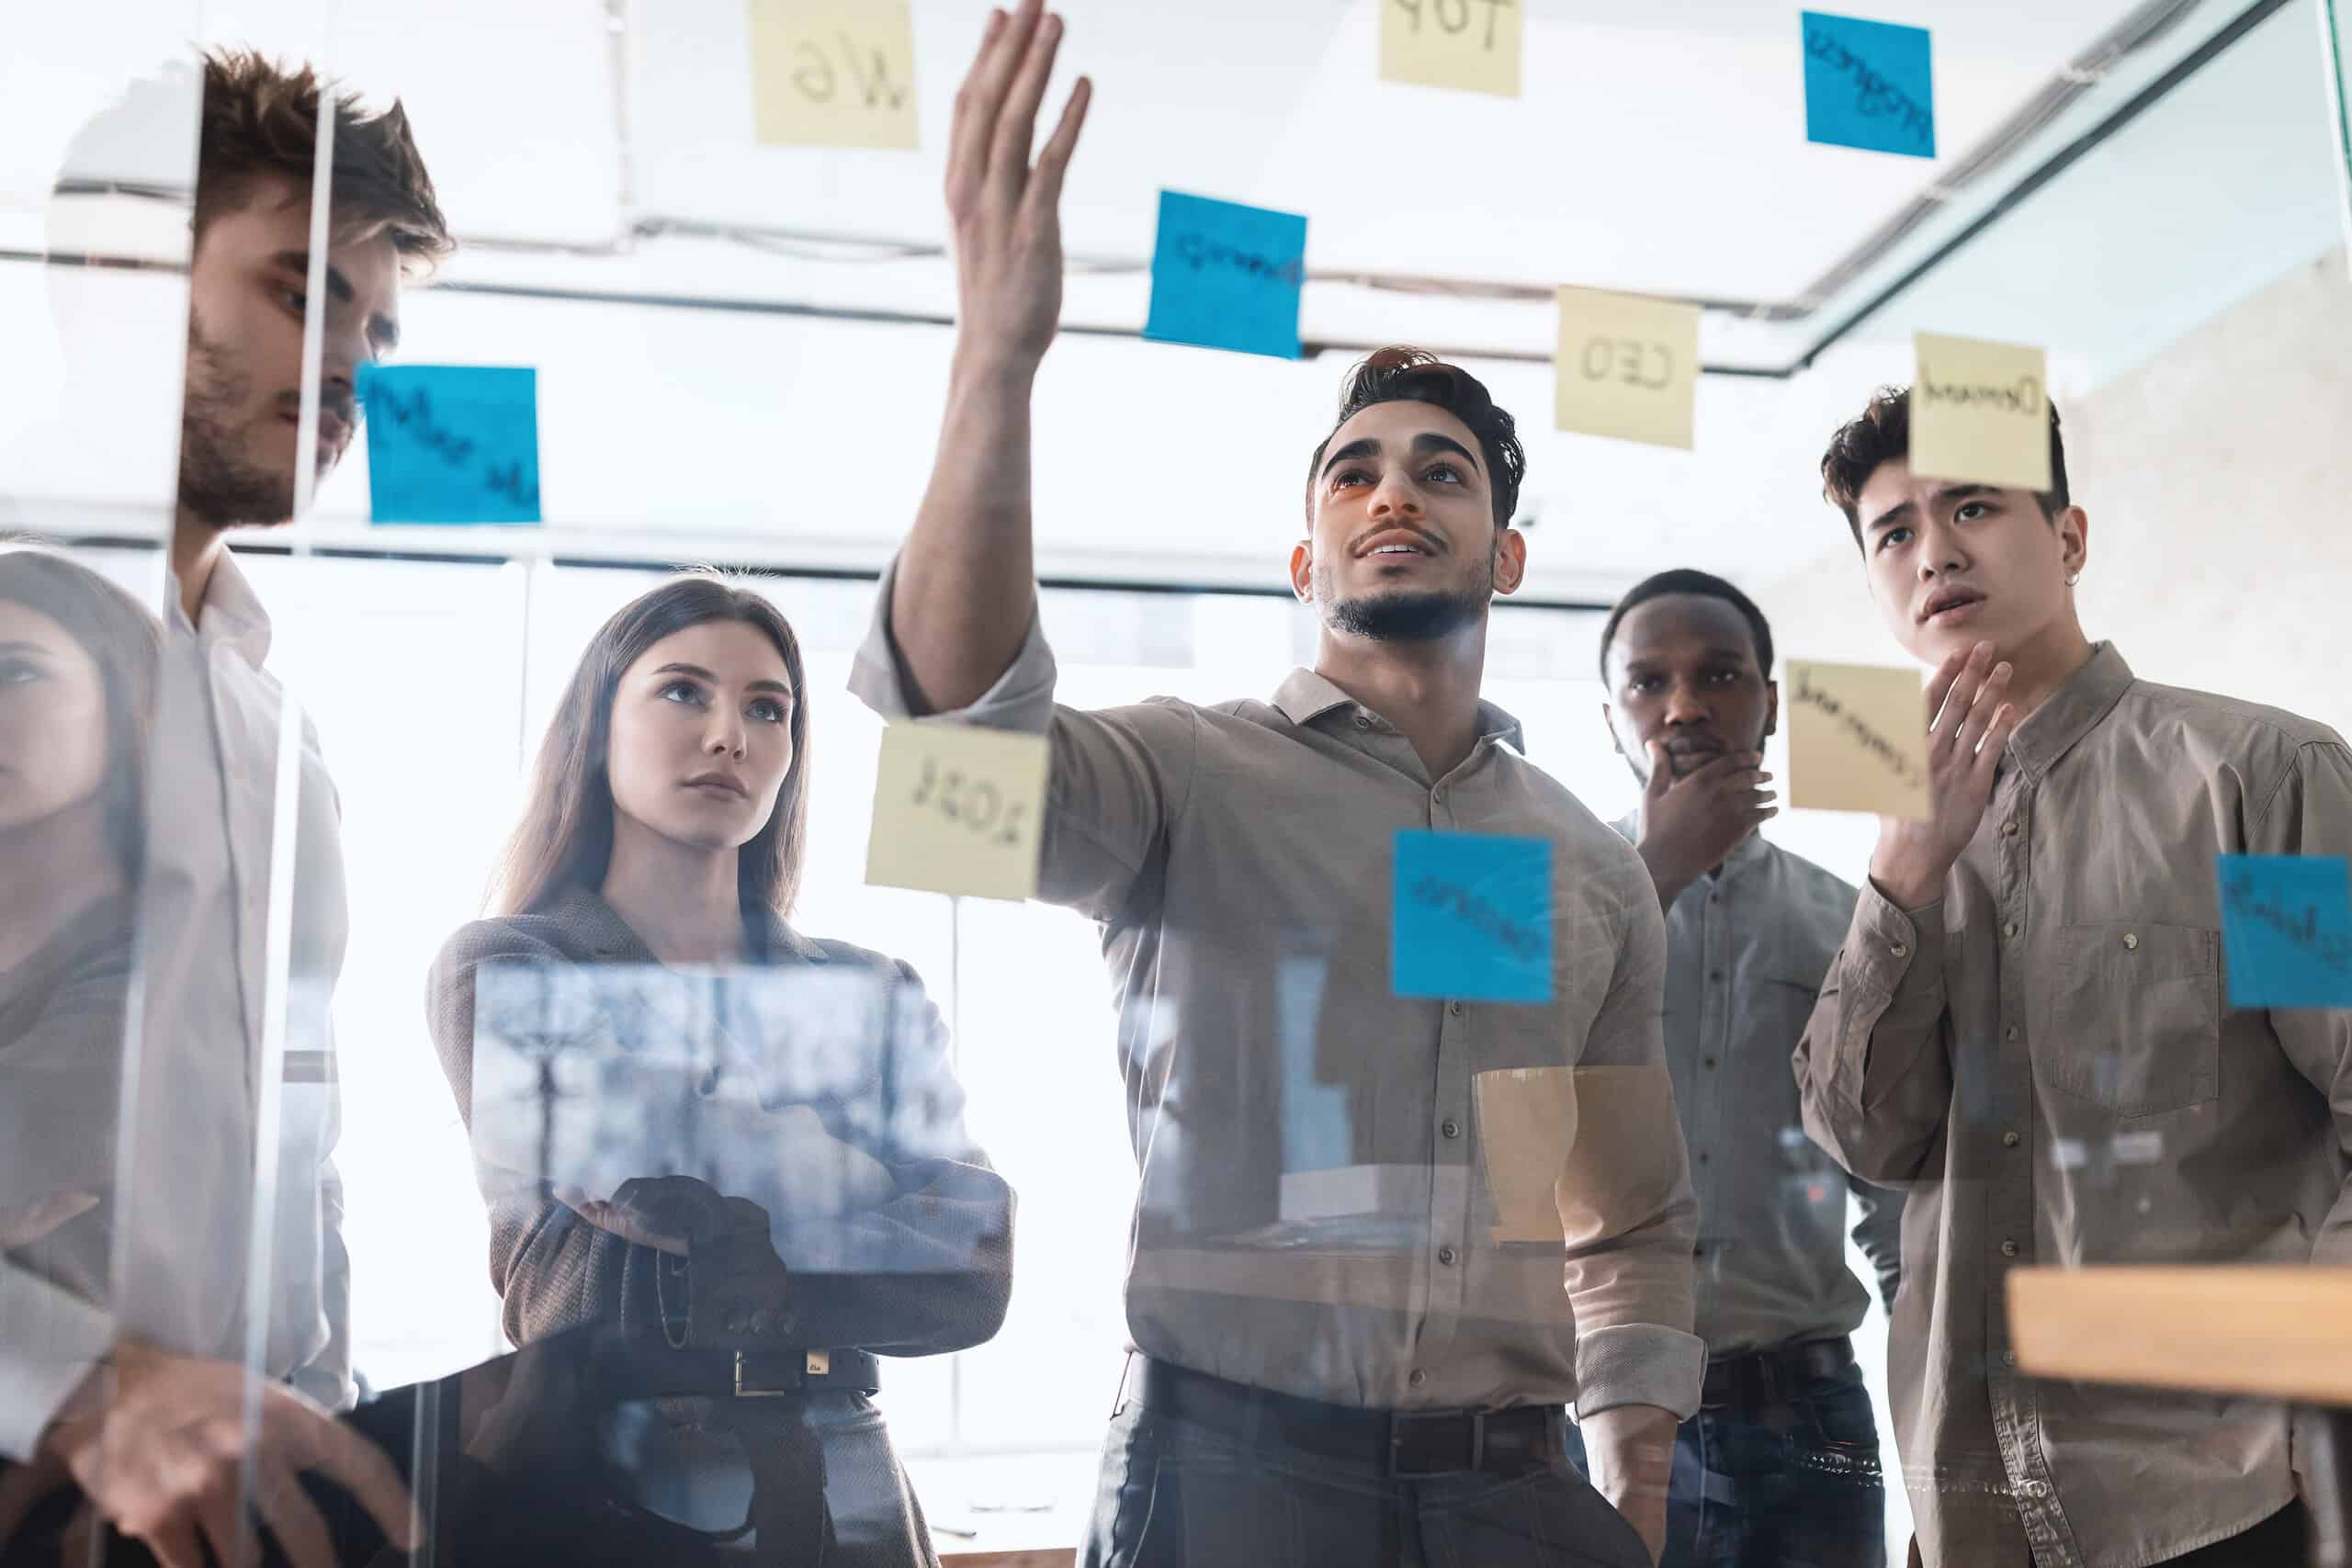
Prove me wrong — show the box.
[1700,1335,1855,1411]
[588,1340,881,1402]
[1123,1356,1563,1479]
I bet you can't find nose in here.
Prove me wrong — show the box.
[1915,514,1968,579]
[1662,679,1711,726]
[1366,468,1422,521]
[704,710,746,761]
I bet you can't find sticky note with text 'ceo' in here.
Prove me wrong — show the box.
[1144,191,1308,360]
[1554,286,1700,450]
[748,0,920,150]
[356,364,541,525]
[1785,660,1930,820]
[1380,0,1522,98]
[865,722,1050,903]
[1392,829,1554,1006]
[1910,332,2053,491]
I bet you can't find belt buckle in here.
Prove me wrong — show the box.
[1387,1410,1484,1479]
[732,1351,825,1398]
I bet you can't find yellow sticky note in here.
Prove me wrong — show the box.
[1554,286,1701,450]
[1475,1066,1577,1244]
[748,0,920,150]
[1909,332,2053,491]
[1785,660,1931,820]
[1379,0,1523,98]
[865,722,1049,901]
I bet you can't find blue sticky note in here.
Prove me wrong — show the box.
[1802,11,1936,160]
[1142,190,1306,360]
[357,365,542,525]
[2217,853,2352,1009]
[1393,829,1553,1006]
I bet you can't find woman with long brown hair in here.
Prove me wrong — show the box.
[427,573,1012,1567]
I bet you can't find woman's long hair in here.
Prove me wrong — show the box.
[491,573,812,919]
[0,548,162,879]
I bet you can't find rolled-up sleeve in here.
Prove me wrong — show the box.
[1560,879,1705,1421]
[1794,883,1952,1186]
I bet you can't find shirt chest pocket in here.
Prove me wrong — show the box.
[2046,921,2220,1117]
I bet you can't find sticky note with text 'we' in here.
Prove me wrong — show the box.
[865,721,1050,902]
[1801,10,1935,159]
[747,0,920,150]
[1785,660,1930,820]
[1910,333,2053,491]
[1392,829,1553,1005]
[1555,286,1702,450]
[356,365,541,525]
[1143,191,1307,360]
[1381,0,1523,98]
[2216,853,2352,1009]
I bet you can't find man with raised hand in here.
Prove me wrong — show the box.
[850,5,1702,1563]
[1795,388,2352,1567]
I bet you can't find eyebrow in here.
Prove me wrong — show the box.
[652,661,794,698]
[1318,432,1484,481]
[1862,482,1997,536]
[1623,646,1755,670]
[269,250,401,353]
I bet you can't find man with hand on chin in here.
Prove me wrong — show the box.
[1795,389,2352,1568]
[1576,569,1901,1568]
[849,4,1702,1562]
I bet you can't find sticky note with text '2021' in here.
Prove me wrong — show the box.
[747,0,920,150]
[1392,829,1553,1005]
[865,721,1050,902]
[1909,332,2053,491]
[1785,660,1930,820]
[1380,0,1523,98]
[356,365,541,525]
[1801,10,1935,159]
[1554,286,1701,450]
[2217,853,2352,1009]
[1143,191,1307,360]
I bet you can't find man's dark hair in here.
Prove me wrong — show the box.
[196,50,452,276]
[1598,568,1775,685]
[1820,385,2071,547]
[1304,346,1526,530]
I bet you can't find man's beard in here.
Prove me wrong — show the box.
[1316,556,1491,643]
[177,317,293,527]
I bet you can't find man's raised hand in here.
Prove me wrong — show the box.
[944,0,1091,373]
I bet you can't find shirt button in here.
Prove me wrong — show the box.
[2005,1025,2019,1042]
[1354,714,1374,729]
[2001,819,2018,837]
[2003,1131,2021,1148]
[2122,932,2140,951]
[1437,1247,1457,1266]
[2002,1349,2018,1369]
[2001,1239,2020,1258]
[1889,942,1909,958]
[1441,1120,1460,1139]
[1709,969,1724,982]
[1409,1369,1428,1387]
[1702,1055,1718,1070]
[1448,1001,1464,1017]
[2003,921,2019,939]
[1697,1151,1711,1165]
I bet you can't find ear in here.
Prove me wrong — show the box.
[1763,678,1780,741]
[2057,504,2089,577]
[1601,700,1626,761]
[1288,538,1315,604]
[1491,525,1528,597]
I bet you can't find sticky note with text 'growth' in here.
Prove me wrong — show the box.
[1801,10,1935,159]
[356,365,541,525]
[1554,287,1701,450]
[1392,829,1553,1005]
[2216,853,2352,1009]
[1143,191,1307,360]
[1910,333,2053,491]
[865,721,1049,902]
[747,0,920,150]
[1785,660,1930,820]
[1380,0,1523,98]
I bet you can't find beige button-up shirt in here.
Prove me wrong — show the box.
[852,568,1703,1419]
[0,550,351,1459]
[1795,644,2352,1568]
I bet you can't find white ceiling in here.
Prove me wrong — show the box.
[3,0,2345,599]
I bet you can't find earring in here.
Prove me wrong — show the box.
[2065,571,2081,587]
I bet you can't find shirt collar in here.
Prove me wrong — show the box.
[1609,812,1770,881]
[560,885,830,966]
[168,547,274,665]
[2005,641,2133,784]
[1270,667,1527,753]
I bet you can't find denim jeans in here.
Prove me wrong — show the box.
[1564,1360,1888,1568]
[1080,1396,1651,1568]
